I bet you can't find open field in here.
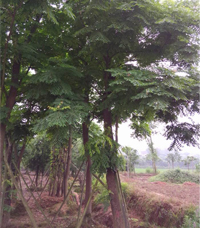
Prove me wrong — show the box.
[134,167,196,174]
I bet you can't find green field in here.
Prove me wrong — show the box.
[134,167,196,174]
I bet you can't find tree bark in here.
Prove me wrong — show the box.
[0,124,6,226]
[115,116,118,143]
[63,126,72,198]
[2,137,13,228]
[103,108,130,228]
[82,122,92,215]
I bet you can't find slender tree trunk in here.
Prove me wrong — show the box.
[115,116,118,143]
[35,166,39,187]
[133,164,135,174]
[0,124,6,227]
[2,139,13,228]
[82,122,92,216]
[152,160,157,174]
[63,126,72,198]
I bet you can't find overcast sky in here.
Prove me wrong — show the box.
[118,114,200,158]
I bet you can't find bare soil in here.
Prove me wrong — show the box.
[120,173,199,206]
[6,172,200,228]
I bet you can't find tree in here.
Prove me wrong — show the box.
[67,0,200,226]
[122,146,139,175]
[0,1,75,225]
[166,151,181,169]
[146,135,160,174]
[1,0,200,227]
[182,156,197,170]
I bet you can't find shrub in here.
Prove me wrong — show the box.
[146,167,153,173]
[149,169,199,184]
[182,209,200,228]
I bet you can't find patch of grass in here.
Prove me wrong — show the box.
[135,168,170,174]
[149,169,199,184]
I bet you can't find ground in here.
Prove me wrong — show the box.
[6,172,199,228]
[120,173,199,206]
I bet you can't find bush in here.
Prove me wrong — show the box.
[146,167,153,173]
[182,209,200,228]
[149,169,199,184]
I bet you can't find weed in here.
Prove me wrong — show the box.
[182,209,200,228]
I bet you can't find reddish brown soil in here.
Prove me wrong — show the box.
[6,172,200,228]
[120,173,199,206]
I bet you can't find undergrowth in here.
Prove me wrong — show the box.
[149,169,199,184]
[93,176,129,211]
[182,209,200,228]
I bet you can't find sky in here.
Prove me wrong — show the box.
[118,115,200,158]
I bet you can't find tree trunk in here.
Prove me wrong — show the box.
[35,166,39,187]
[133,164,135,174]
[103,108,130,228]
[152,160,157,174]
[82,122,92,216]
[2,138,13,228]
[63,126,72,198]
[0,124,6,227]
[115,116,118,143]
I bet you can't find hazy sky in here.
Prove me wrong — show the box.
[118,115,200,158]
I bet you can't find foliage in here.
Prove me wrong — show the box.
[182,209,200,228]
[122,146,139,172]
[149,169,199,184]
[182,156,198,170]
[165,123,200,151]
[22,133,50,174]
[166,151,181,169]
[195,163,200,173]
[93,176,128,211]
[84,123,123,174]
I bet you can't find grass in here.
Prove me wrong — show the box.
[134,168,169,174]
[134,167,196,174]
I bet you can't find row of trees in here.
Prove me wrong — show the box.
[122,146,199,174]
[1,0,200,227]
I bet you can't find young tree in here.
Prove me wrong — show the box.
[146,136,159,174]
[182,156,197,171]
[122,146,139,175]
[166,151,181,169]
